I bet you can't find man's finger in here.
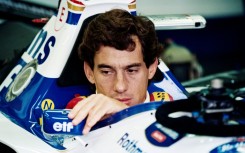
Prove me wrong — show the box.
[68,95,97,125]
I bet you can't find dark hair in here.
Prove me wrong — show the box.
[78,9,163,69]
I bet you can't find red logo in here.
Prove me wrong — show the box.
[151,130,166,143]
[55,1,68,31]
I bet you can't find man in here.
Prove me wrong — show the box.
[68,9,163,134]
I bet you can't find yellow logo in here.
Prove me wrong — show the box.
[152,92,173,101]
[41,99,55,110]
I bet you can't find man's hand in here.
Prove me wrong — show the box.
[68,94,128,134]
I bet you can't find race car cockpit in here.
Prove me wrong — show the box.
[2,0,244,153]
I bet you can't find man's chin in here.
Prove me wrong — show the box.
[121,101,131,106]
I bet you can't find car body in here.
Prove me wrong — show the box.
[1,0,244,153]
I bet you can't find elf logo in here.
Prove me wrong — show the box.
[53,122,73,132]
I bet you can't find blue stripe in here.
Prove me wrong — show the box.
[92,102,163,130]
[130,11,137,16]
[66,11,81,25]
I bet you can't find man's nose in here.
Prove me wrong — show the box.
[114,72,127,93]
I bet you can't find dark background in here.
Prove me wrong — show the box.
[157,16,245,77]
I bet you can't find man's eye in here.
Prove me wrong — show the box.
[101,70,112,75]
[127,69,138,74]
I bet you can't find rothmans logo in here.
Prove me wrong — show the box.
[117,133,147,153]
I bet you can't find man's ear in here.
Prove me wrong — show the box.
[84,61,95,84]
[148,58,159,79]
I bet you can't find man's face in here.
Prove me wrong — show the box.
[84,36,157,106]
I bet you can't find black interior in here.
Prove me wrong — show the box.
[167,63,191,82]
[57,14,99,87]
[155,90,245,136]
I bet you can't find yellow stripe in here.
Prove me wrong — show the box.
[39,117,43,125]
[67,1,85,11]
[128,3,136,9]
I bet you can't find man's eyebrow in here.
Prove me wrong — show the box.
[97,63,142,69]
[126,63,142,69]
[97,64,112,69]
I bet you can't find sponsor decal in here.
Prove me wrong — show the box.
[210,137,245,153]
[55,0,68,31]
[26,29,56,65]
[0,29,55,93]
[4,59,37,102]
[150,92,173,102]
[53,121,74,132]
[151,130,166,143]
[128,0,136,16]
[145,122,183,147]
[155,123,179,140]
[42,110,84,135]
[66,0,85,25]
[41,99,55,110]
[118,133,146,153]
